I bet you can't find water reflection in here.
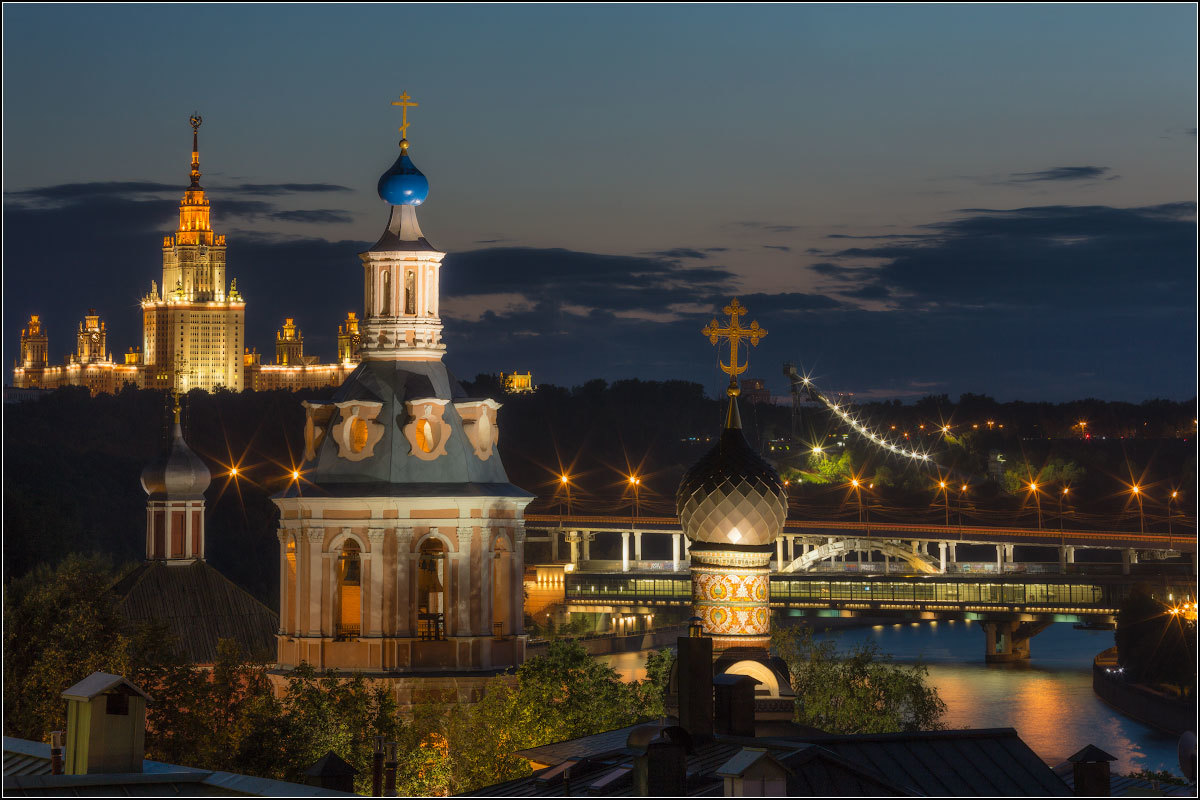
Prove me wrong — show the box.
[597,622,1180,775]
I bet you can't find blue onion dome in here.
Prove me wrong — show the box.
[377,140,429,205]
[677,397,787,547]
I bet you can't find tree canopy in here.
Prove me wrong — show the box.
[773,625,946,734]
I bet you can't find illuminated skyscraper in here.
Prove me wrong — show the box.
[141,116,245,391]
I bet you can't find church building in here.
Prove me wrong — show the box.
[271,96,533,705]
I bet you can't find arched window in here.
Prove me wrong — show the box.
[404,271,416,315]
[380,270,391,316]
[492,535,511,637]
[335,541,361,639]
[417,540,446,640]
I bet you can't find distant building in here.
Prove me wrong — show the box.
[739,377,772,405]
[501,371,535,394]
[13,117,361,396]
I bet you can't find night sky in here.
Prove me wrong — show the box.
[3,4,1196,401]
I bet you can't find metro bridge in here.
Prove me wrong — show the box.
[524,513,1197,576]
[554,569,1197,661]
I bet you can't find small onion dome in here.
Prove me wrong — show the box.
[141,421,211,499]
[377,140,429,206]
[677,398,787,547]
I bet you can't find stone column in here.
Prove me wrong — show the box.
[776,537,784,571]
[1066,545,1075,564]
[1121,548,1136,575]
[634,531,643,563]
[582,531,591,563]
[788,535,795,563]
[569,532,580,566]
[366,528,386,636]
[939,541,947,574]
[456,527,474,637]
[306,528,325,636]
[395,526,414,637]
[1004,544,1014,563]
[995,545,1003,574]
[550,529,559,562]
[948,542,957,563]
[1058,545,1068,573]
[672,533,681,572]
[277,530,290,634]
[478,527,493,637]
[621,532,630,572]
[512,523,526,635]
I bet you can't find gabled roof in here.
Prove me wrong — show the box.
[62,672,151,703]
[715,746,787,778]
[113,561,277,665]
[1068,743,1117,763]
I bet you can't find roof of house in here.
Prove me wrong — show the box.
[112,560,278,664]
[478,727,1072,797]
[1052,760,1195,797]
[61,673,151,703]
[2,737,355,797]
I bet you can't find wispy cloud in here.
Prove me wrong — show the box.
[1005,166,1115,183]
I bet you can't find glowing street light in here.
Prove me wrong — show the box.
[628,475,641,521]
[936,481,950,527]
[1027,482,1043,530]
[1130,485,1144,535]
[559,473,573,517]
[1168,490,1178,539]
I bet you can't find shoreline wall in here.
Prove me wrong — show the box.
[1092,648,1196,736]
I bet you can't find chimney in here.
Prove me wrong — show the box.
[1068,744,1116,796]
[371,736,384,796]
[632,726,693,797]
[676,625,713,740]
[49,731,64,775]
[384,741,398,797]
[304,751,358,794]
[713,674,759,737]
[61,672,151,775]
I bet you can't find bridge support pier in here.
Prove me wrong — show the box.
[672,533,681,572]
[1058,545,1075,572]
[983,620,1052,663]
[621,532,630,572]
[776,538,784,571]
[569,532,580,567]
[634,532,642,563]
[996,545,1003,573]
[1121,548,1138,575]
[582,532,592,563]
[939,541,947,574]
[788,535,795,563]
[551,530,559,562]
[948,542,957,563]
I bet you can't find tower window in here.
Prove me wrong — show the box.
[417,541,446,640]
[335,541,362,639]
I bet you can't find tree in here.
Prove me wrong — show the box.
[2,554,157,740]
[772,626,945,734]
[1115,588,1196,694]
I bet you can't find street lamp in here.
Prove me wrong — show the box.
[958,484,968,529]
[628,475,641,521]
[1059,487,1069,536]
[1130,485,1144,535]
[937,481,950,527]
[1168,491,1178,540]
[1027,482,1043,530]
[559,473,573,517]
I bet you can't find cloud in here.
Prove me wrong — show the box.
[268,209,354,224]
[825,203,1196,311]
[646,247,710,260]
[731,221,804,233]
[762,245,791,252]
[441,247,738,314]
[1006,166,1115,183]
[219,183,353,195]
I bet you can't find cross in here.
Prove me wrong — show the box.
[390,92,419,140]
[701,298,767,391]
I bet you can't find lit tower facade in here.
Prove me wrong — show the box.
[275,318,305,366]
[272,96,532,705]
[75,310,108,363]
[142,115,245,392]
[677,298,793,702]
[140,394,212,561]
[19,316,49,372]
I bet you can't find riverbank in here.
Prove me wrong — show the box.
[1092,647,1197,736]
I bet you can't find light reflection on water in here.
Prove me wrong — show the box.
[598,621,1181,775]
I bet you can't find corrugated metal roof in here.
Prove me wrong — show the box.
[1053,761,1195,797]
[113,561,278,664]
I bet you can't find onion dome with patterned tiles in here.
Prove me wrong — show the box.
[676,395,787,547]
[141,399,211,500]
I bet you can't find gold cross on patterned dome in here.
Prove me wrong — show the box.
[701,298,767,396]
[390,92,419,142]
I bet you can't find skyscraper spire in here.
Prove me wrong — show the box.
[189,114,203,188]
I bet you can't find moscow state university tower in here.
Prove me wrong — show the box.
[142,115,245,391]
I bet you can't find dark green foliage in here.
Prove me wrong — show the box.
[773,626,946,734]
[1114,587,1196,693]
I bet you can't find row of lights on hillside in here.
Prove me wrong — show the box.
[802,376,935,464]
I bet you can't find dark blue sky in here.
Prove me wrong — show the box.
[3,4,1196,401]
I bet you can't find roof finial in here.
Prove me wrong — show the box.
[390,92,418,152]
[188,113,203,187]
[170,388,182,425]
[701,298,768,399]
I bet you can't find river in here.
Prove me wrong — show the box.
[598,620,1183,776]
